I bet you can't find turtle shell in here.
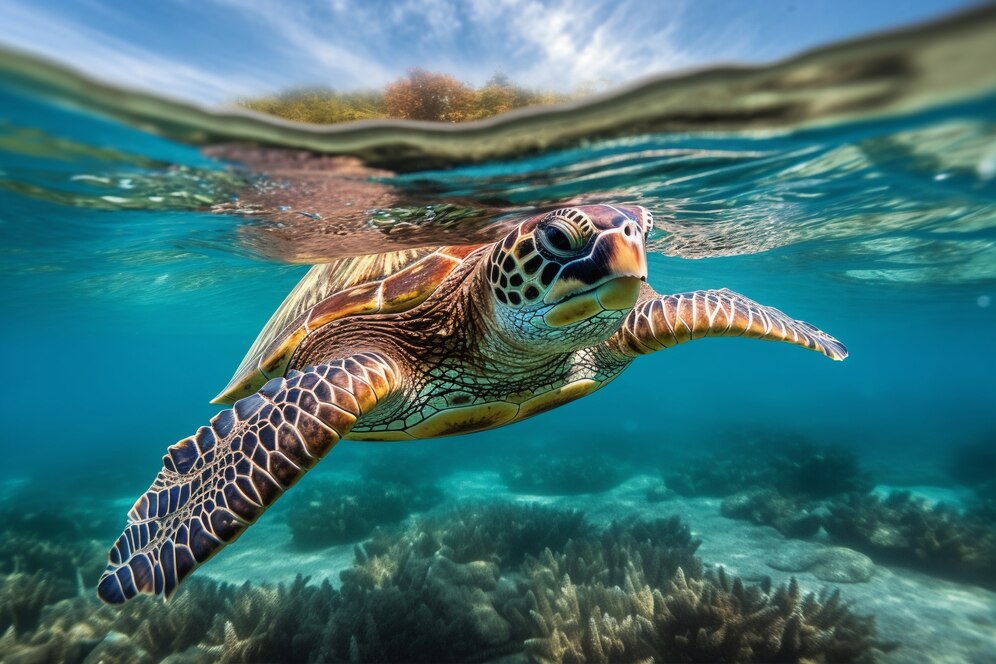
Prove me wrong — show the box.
[213,245,482,404]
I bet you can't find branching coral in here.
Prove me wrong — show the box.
[0,527,105,589]
[428,502,591,570]
[112,579,233,659]
[824,490,996,590]
[0,500,889,664]
[519,564,889,664]
[0,575,342,664]
[197,575,340,663]
[0,571,67,635]
[329,502,594,662]
[334,542,515,662]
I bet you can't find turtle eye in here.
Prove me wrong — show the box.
[537,218,586,257]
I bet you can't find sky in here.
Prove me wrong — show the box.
[0,0,979,106]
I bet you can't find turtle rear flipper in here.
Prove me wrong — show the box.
[97,352,400,603]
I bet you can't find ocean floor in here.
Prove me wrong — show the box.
[202,470,996,664]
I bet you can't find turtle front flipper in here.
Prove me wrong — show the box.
[609,288,847,361]
[97,352,401,604]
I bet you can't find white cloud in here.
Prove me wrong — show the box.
[465,0,693,90]
[195,0,707,95]
[208,0,397,90]
[0,0,277,104]
[0,0,723,103]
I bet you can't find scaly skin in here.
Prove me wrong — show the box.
[290,248,630,439]
[606,283,847,361]
[98,353,400,603]
[98,204,846,603]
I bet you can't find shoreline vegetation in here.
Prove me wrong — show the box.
[237,69,592,124]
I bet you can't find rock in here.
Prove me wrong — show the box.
[767,546,875,583]
[720,488,821,538]
[774,513,822,539]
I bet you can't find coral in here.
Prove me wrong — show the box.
[0,571,67,635]
[329,502,597,661]
[81,630,157,664]
[721,488,822,539]
[519,565,889,664]
[0,517,106,585]
[0,575,342,664]
[499,453,629,495]
[824,491,996,590]
[284,477,443,549]
[334,540,516,662]
[197,575,340,663]
[0,499,890,664]
[665,438,872,500]
[428,502,591,570]
[110,578,234,659]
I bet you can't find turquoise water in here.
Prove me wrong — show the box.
[3,84,994,486]
[1,14,996,663]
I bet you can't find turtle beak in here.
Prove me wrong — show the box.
[541,221,647,327]
[544,221,648,304]
[603,223,648,283]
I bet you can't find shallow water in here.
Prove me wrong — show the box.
[1,8,995,664]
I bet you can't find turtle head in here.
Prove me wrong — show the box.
[485,205,651,349]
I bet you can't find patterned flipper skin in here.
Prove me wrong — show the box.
[97,353,399,603]
[613,289,847,361]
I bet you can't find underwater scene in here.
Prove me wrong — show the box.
[1,6,995,664]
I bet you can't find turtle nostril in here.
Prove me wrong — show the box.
[623,225,632,237]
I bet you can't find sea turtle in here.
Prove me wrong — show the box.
[98,204,846,603]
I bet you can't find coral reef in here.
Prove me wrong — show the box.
[0,576,340,664]
[0,501,108,640]
[665,438,872,500]
[499,453,630,495]
[427,502,590,569]
[333,538,516,662]
[283,477,443,549]
[823,490,996,590]
[0,570,68,635]
[517,564,888,663]
[196,576,340,663]
[0,500,888,664]
[0,506,107,581]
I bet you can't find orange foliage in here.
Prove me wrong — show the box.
[384,68,475,122]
